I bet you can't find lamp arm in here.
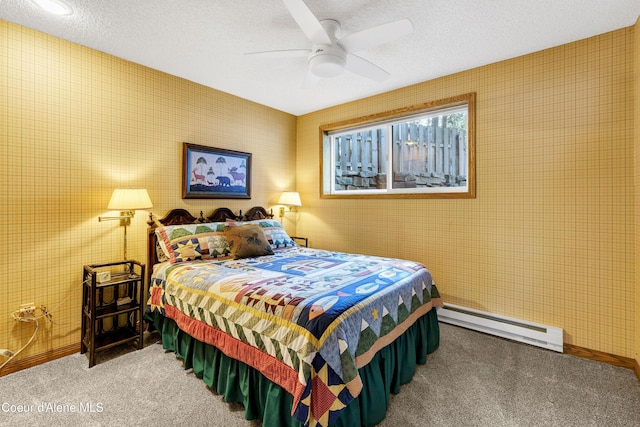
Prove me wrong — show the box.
[98,210,135,223]
[98,216,123,221]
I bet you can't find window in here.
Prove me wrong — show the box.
[321,93,475,198]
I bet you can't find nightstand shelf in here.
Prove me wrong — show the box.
[291,236,308,247]
[91,327,140,351]
[81,260,145,367]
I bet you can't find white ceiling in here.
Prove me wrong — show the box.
[2,0,639,116]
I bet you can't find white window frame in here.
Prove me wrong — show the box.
[320,93,476,199]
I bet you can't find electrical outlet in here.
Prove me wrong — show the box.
[19,303,36,316]
[12,303,37,321]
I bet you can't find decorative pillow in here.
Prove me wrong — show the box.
[155,222,231,264]
[208,234,231,259]
[242,219,297,249]
[223,224,274,259]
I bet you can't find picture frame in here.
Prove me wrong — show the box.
[182,142,251,199]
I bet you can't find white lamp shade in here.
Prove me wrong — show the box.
[107,188,153,210]
[278,191,302,207]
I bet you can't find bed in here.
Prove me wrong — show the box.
[145,206,442,427]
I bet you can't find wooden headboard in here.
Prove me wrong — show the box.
[145,206,273,285]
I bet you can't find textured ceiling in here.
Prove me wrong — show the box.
[2,0,639,115]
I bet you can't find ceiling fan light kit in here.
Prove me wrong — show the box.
[309,44,346,78]
[308,19,344,78]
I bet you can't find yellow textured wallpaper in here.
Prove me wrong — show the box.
[634,17,640,367]
[0,17,637,371]
[297,27,636,357]
[0,20,297,368]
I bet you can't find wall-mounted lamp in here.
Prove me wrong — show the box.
[99,188,153,260]
[278,191,302,218]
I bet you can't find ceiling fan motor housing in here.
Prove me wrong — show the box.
[309,43,346,78]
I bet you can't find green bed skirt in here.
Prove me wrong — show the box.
[146,309,440,427]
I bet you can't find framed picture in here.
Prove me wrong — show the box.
[182,142,251,199]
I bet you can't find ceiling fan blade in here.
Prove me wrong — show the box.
[345,54,390,82]
[282,0,331,45]
[244,49,310,58]
[339,18,414,53]
[302,67,320,89]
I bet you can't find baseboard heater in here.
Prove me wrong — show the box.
[437,303,563,353]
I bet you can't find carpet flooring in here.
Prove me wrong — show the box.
[1,322,639,427]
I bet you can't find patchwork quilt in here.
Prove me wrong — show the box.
[147,246,442,427]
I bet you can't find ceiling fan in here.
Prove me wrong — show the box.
[246,0,414,88]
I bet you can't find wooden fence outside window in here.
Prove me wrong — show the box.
[334,120,468,190]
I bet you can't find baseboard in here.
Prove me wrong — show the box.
[564,344,638,375]
[0,342,80,377]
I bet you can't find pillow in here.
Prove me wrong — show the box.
[242,219,297,249]
[208,234,232,259]
[223,224,274,259]
[155,222,231,264]
[156,240,169,263]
